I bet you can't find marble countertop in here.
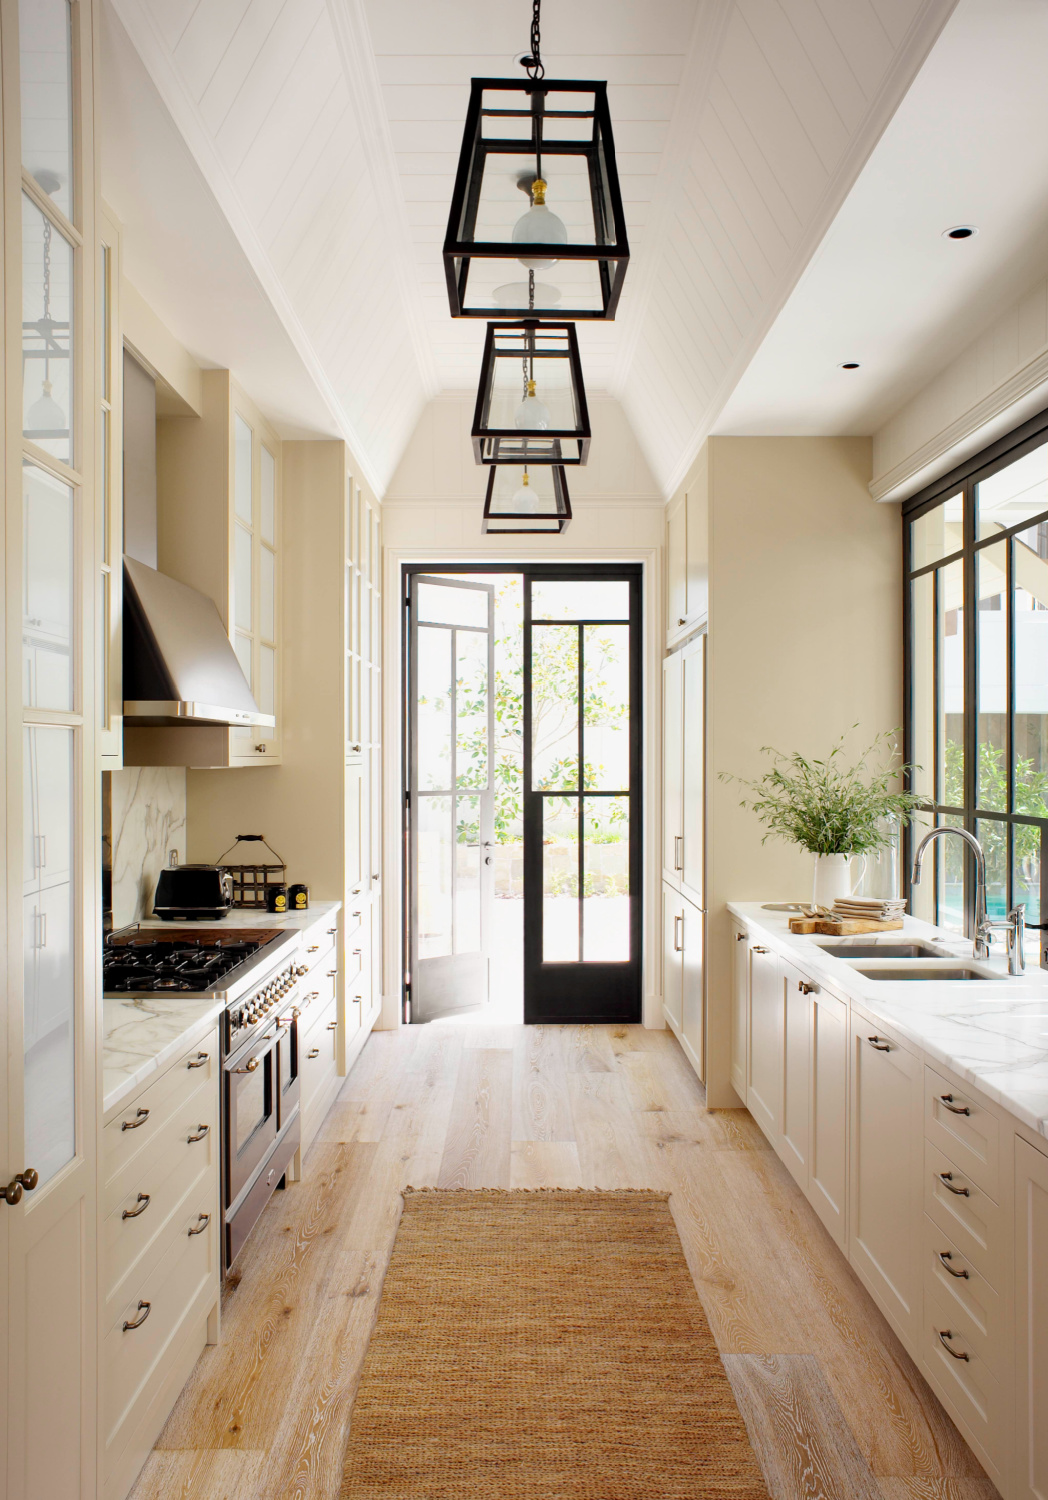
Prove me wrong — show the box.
[102,900,342,1118]
[728,902,1048,1141]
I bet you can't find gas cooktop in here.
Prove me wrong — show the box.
[103,930,278,995]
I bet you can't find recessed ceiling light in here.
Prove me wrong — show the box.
[943,225,978,240]
[839,362,861,370]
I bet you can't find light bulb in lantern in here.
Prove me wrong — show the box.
[515,379,550,431]
[512,471,540,513]
[512,178,566,271]
[27,378,67,435]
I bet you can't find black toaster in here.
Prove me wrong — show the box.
[153,865,234,921]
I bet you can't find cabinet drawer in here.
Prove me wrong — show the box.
[301,922,338,978]
[105,1104,217,1317]
[104,1199,217,1446]
[103,1071,215,1219]
[922,1283,1004,1475]
[302,998,339,1094]
[104,1033,218,1185]
[921,1213,1004,1374]
[925,1139,1004,1286]
[925,1067,999,1198]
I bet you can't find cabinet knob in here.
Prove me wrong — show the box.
[253,744,268,754]
[678,617,686,626]
[798,981,818,995]
[2,1168,39,1206]
[735,932,746,942]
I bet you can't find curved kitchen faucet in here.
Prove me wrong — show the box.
[911,826,1025,974]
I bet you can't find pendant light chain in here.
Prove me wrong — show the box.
[524,0,544,81]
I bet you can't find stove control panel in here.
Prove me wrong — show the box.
[226,960,301,1047]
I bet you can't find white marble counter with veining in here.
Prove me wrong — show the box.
[728,902,1048,1141]
[102,902,342,1119]
[103,995,225,1120]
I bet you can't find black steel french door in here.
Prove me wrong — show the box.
[523,566,642,1023]
[407,574,496,1021]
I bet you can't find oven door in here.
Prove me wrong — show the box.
[276,1009,300,1130]
[225,1022,285,1206]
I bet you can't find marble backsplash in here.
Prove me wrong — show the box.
[108,767,187,927]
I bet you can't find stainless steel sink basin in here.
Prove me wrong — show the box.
[818,942,947,960]
[851,964,990,982]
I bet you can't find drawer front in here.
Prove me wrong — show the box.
[922,1283,1004,1475]
[925,1066,999,1198]
[921,1213,1004,1372]
[104,1071,216,1219]
[104,1032,218,1186]
[105,1104,217,1315]
[300,920,338,978]
[925,1139,1004,1285]
[104,1199,217,1444]
[301,998,339,1106]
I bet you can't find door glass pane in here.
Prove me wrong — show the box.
[911,493,962,570]
[939,559,964,807]
[582,625,629,791]
[911,573,934,801]
[582,796,629,961]
[543,796,578,961]
[976,818,1007,921]
[234,631,252,687]
[19,0,73,220]
[908,807,935,925]
[234,523,252,632]
[258,644,275,716]
[938,813,966,934]
[260,546,275,641]
[23,726,75,1186]
[976,444,1048,540]
[1014,529,1048,828]
[1014,825,1041,926]
[234,414,252,522]
[976,543,1006,811]
[455,795,481,953]
[532,624,578,789]
[417,625,452,790]
[531,579,629,620]
[260,445,275,543]
[456,629,488,789]
[23,461,73,710]
[418,795,452,959]
[417,581,488,628]
[22,193,73,464]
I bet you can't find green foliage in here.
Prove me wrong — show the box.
[942,738,1048,890]
[720,728,924,856]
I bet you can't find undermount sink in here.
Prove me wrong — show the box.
[851,964,994,982]
[817,942,948,960]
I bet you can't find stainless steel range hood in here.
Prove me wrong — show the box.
[123,556,275,729]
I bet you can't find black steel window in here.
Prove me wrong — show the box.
[904,409,1048,939]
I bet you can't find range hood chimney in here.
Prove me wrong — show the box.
[121,351,272,730]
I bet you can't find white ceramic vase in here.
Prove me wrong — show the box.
[812,853,855,908]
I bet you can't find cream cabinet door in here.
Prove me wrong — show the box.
[747,943,782,1145]
[809,985,849,1250]
[680,634,705,908]
[662,652,682,888]
[848,1014,923,1344]
[779,959,811,1190]
[666,496,687,639]
[1015,1136,1048,1500]
[680,894,704,1081]
[662,884,683,1030]
[730,923,748,1099]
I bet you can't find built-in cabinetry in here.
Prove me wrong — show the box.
[730,912,1048,1499]
[297,910,344,1156]
[101,1025,220,1500]
[662,632,705,1076]
[665,449,709,647]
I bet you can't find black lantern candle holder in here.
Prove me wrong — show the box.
[444,77,629,321]
[472,319,590,466]
[482,464,572,534]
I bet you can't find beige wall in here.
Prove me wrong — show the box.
[703,436,902,1106]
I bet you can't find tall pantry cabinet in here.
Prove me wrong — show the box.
[662,632,706,1079]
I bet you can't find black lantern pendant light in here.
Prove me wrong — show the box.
[472,318,590,465]
[482,464,572,534]
[443,0,629,321]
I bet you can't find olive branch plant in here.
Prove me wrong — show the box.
[719,728,926,856]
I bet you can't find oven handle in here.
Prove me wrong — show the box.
[228,1026,289,1075]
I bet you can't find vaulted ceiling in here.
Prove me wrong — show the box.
[106,0,958,497]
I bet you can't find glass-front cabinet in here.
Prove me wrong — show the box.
[231,404,281,762]
[345,477,382,1037]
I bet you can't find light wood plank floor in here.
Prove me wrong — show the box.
[129,1023,999,1500]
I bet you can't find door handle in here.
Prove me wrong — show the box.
[327,1020,338,1031]
[938,1251,969,1279]
[2,1168,38,1206]
[867,1036,892,1052]
[187,1124,210,1144]
[121,1107,150,1131]
[188,1213,211,1237]
[235,1057,261,1074]
[752,946,768,954]
[187,1052,209,1069]
[122,1193,151,1220]
[673,914,683,952]
[674,835,683,871]
[939,1171,970,1197]
[307,1047,320,1059]
[937,1329,970,1361]
[939,1094,971,1116]
[122,1301,151,1333]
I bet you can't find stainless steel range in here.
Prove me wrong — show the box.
[104,926,309,1268]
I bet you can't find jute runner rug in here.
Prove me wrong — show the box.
[340,1189,768,1499]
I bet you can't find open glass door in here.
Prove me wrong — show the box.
[408,575,495,1021]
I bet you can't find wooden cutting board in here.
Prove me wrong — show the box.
[789,916,905,935]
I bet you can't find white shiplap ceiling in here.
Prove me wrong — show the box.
[106,0,958,496]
